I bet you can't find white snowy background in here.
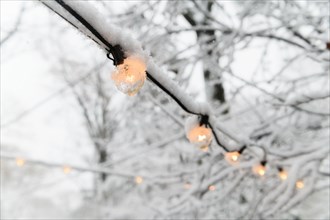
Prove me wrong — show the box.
[1,1,329,219]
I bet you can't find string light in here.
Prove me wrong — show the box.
[296,180,304,189]
[187,125,212,146]
[4,3,300,198]
[63,165,72,174]
[135,176,143,184]
[2,154,139,179]
[38,2,290,196]
[278,167,288,181]
[15,158,25,167]
[253,161,267,176]
[112,57,146,96]
[208,185,216,191]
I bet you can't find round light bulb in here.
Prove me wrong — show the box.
[16,158,25,167]
[296,180,304,189]
[208,185,216,191]
[112,57,146,96]
[135,176,143,184]
[187,125,212,146]
[63,166,72,174]
[184,183,192,189]
[278,170,288,181]
[253,164,266,176]
[225,151,240,165]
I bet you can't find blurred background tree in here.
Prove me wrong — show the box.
[1,1,329,219]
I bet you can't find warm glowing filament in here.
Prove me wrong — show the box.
[135,176,143,184]
[16,158,25,167]
[296,180,304,189]
[253,164,266,176]
[126,74,135,82]
[225,151,240,164]
[278,170,288,181]
[198,134,206,141]
[208,185,216,191]
[63,166,72,174]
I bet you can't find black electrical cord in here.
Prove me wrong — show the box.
[145,75,229,151]
[41,1,105,54]
[146,73,201,116]
[51,0,206,118]
[54,0,125,65]
[207,121,230,152]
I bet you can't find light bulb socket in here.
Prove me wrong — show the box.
[238,145,247,154]
[110,45,126,66]
[260,160,267,166]
[199,115,209,127]
[278,167,283,172]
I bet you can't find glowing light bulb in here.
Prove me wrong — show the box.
[253,164,266,176]
[278,170,288,181]
[16,158,25,167]
[200,145,209,152]
[208,185,216,191]
[187,125,212,145]
[63,166,72,174]
[296,180,304,189]
[112,57,146,96]
[135,176,143,184]
[225,151,240,165]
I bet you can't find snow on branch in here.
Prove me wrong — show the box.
[285,89,330,106]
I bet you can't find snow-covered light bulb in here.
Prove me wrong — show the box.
[225,151,240,165]
[112,57,146,96]
[253,163,267,176]
[296,180,304,189]
[16,158,25,167]
[187,125,212,146]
